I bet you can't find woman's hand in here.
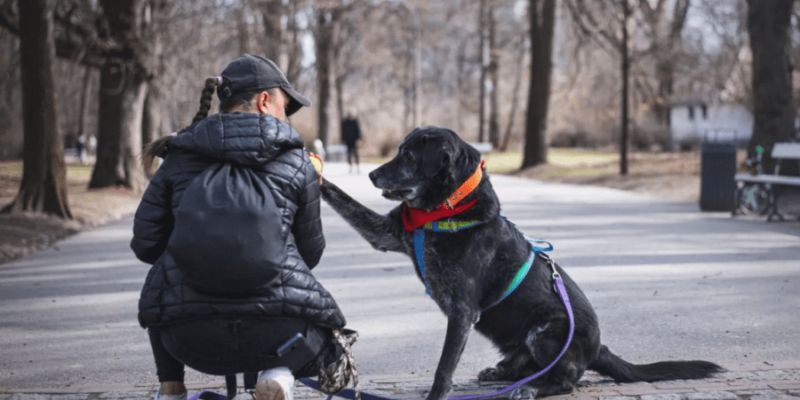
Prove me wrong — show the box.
[308,152,324,185]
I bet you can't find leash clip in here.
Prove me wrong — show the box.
[539,252,560,279]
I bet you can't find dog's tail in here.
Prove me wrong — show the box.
[588,345,723,383]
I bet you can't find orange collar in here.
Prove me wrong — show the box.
[440,160,485,209]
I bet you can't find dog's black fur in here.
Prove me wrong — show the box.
[319,127,722,399]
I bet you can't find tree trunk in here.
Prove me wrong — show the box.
[3,0,71,218]
[78,65,92,144]
[646,0,689,130]
[654,59,673,128]
[501,37,527,151]
[88,0,156,192]
[335,74,345,143]
[260,0,283,62]
[90,60,148,191]
[403,44,414,133]
[237,2,251,55]
[456,40,467,134]
[316,9,334,149]
[487,2,500,149]
[620,0,631,176]
[746,0,796,173]
[285,0,302,84]
[521,0,555,169]
[477,0,487,143]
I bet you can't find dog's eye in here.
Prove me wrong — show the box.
[402,150,415,161]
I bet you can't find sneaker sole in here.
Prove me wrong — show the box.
[254,379,286,400]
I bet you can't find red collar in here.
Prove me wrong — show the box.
[401,160,485,232]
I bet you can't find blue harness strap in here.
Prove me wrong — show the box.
[413,229,431,295]
[413,219,553,307]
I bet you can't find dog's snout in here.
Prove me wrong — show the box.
[369,168,390,188]
[368,170,379,185]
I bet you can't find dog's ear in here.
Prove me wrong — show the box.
[422,139,448,178]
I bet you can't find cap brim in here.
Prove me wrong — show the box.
[282,84,311,117]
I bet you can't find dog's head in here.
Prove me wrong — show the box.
[369,126,481,209]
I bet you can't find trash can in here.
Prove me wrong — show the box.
[699,141,737,211]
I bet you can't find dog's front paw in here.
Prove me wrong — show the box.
[509,386,537,400]
[478,367,502,382]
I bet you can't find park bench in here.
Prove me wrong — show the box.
[734,142,800,221]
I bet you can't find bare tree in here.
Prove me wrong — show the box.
[522,0,556,169]
[620,0,631,175]
[566,0,635,175]
[639,0,691,128]
[478,0,487,143]
[487,1,500,148]
[2,0,71,218]
[78,65,93,149]
[236,0,252,54]
[89,0,165,192]
[258,0,282,61]
[501,33,528,151]
[746,0,796,172]
[315,5,338,148]
[284,0,303,83]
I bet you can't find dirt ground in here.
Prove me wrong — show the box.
[0,162,141,264]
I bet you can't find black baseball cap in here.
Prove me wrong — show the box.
[217,54,311,116]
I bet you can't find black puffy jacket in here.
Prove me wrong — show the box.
[132,113,345,329]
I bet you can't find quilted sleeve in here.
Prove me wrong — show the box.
[291,154,325,269]
[130,158,174,264]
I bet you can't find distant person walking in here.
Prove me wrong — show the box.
[340,114,362,174]
[76,135,86,165]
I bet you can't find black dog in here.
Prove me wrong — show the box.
[319,127,721,399]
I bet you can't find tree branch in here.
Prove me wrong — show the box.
[565,0,622,52]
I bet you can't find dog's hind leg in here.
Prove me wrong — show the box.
[522,321,583,398]
[319,179,404,252]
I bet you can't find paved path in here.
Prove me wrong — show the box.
[1,163,798,399]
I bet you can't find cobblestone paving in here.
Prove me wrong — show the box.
[3,365,799,399]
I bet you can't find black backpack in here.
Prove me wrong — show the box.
[167,162,287,294]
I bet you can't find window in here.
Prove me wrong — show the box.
[701,104,708,119]
[688,106,695,120]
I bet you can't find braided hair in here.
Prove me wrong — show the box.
[192,77,221,124]
[142,77,222,169]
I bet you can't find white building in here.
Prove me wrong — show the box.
[669,100,753,148]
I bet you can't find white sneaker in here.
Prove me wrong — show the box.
[153,392,187,400]
[255,367,294,400]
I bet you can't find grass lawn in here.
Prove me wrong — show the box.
[0,161,95,182]
[484,148,618,175]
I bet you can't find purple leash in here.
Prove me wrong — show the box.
[188,253,575,400]
[189,392,226,400]
[449,253,575,400]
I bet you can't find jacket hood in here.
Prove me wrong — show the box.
[169,113,304,166]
